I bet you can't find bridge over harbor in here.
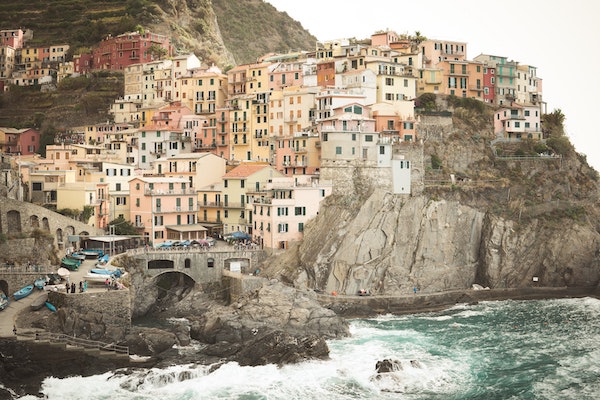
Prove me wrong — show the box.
[127,245,266,284]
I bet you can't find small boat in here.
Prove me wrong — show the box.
[45,302,57,312]
[91,268,121,277]
[60,257,80,271]
[57,267,70,278]
[13,284,34,300]
[97,254,110,265]
[34,278,46,290]
[84,272,113,283]
[30,293,48,311]
[0,294,9,311]
[67,253,86,261]
[80,249,104,259]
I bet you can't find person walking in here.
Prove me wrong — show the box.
[71,282,76,294]
[13,325,17,335]
[79,281,83,293]
[66,282,70,293]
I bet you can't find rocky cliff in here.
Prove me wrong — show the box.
[261,110,600,295]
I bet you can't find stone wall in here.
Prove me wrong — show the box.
[0,197,102,249]
[223,270,263,302]
[321,141,425,197]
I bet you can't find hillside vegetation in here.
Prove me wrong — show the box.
[0,0,316,65]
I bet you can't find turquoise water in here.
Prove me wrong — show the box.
[17,297,600,400]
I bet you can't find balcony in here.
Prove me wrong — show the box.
[194,143,217,151]
[201,201,223,207]
[144,188,197,195]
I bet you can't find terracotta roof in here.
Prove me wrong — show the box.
[224,164,268,178]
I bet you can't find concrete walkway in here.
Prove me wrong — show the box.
[0,257,121,338]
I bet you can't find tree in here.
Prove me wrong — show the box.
[108,216,139,235]
[542,109,565,138]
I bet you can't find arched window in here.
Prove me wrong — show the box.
[184,258,191,269]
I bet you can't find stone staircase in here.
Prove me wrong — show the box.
[16,329,129,360]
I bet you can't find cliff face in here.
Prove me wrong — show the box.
[263,110,600,295]
[282,191,600,296]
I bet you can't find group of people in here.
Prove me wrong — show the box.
[65,281,87,293]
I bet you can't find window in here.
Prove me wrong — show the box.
[224,180,228,188]
[135,198,140,207]
[277,207,289,216]
[298,222,304,232]
[278,223,289,233]
[240,180,245,188]
[385,77,394,86]
[335,146,342,155]
[365,135,373,142]
[294,206,306,216]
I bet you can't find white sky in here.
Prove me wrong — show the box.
[267,0,600,170]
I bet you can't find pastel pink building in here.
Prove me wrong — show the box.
[249,176,332,249]
[129,176,204,245]
[494,102,542,140]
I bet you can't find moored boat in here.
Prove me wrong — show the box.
[60,257,80,271]
[91,268,121,277]
[34,277,46,290]
[67,253,86,261]
[80,249,104,259]
[30,293,48,311]
[84,272,113,283]
[56,267,70,279]
[13,284,34,300]
[45,302,57,312]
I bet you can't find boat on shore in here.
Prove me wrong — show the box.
[30,293,48,311]
[67,253,86,261]
[34,278,46,290]
[84,272,113,283]
[60,257,81,271]
[13,284,34,300]
[80,249,104,259]
[57,267,70,279]
[45,302,57,312]
[0,294,9,311]
[91,268,121,277]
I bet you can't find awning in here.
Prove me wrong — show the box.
[165,224,208,233]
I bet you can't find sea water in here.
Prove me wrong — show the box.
[17,297,600,400]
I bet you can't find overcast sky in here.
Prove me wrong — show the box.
[267,0,600,171]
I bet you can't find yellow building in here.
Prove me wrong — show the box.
[221,163,284,235]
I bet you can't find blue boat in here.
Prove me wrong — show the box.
[91,268,121,278]
[13,284,34,300]
[34,278,46,290]
[67,253,86,261]
[45,302,57,312]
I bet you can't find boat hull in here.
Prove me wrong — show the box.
[0,294,9,311]
[34,278,46,290]
[13,285,34,300]
[45,302,57,312]
[30,293,48,310]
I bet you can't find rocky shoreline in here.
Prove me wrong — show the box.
[1,284,598,398]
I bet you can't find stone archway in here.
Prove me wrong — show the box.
[0,280,8,296]
[7,210,21,233]
[56,228,63,244]
[42,217,50,231]
[30,215,40,229]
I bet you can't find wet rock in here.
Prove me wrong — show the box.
[234,331,329,366]
[376,359,403,373]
